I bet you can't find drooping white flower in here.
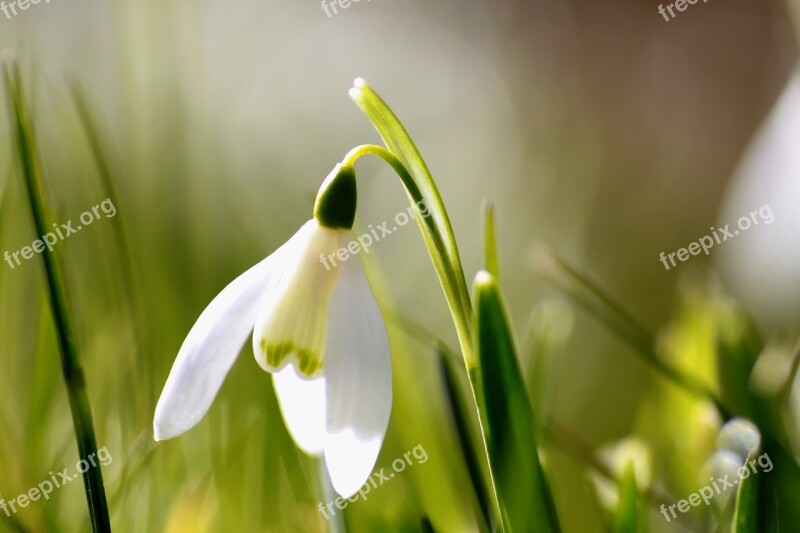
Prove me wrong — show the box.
[718,68,800,328]
[153,164,392,497]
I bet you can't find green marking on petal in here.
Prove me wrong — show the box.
[261,339,324,377]
[264,340,292,368]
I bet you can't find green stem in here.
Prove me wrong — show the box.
[346,78,508,527]
[342,144,475,369]
[341,143,502,528]
[349,79,473,349]
[3,58,111,532]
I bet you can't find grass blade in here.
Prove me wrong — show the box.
[532,245,731,418]
[523,300,572,432]
[611,462,646,533]
[438,347,493,530]
[68,82,143,353]
[482,199,499,279]
[3,56,111,532]
[474,271,560,533]
[421,513,436,533]
[732,449,759,533]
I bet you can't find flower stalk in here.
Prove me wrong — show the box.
[346,79,506,527]
[339,143,475,371]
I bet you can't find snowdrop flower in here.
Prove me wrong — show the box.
[718,68,800,328]
[153,164,392,497]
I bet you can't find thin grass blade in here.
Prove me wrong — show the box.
[732,448,760,533]
[2,56,111,532]
[611,461,646,533]
[438,347,493,530]
[532,245,731,418]
[482,199,499,279]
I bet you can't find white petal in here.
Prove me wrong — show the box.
[272,365,326,454]
[323,253,392,498]
[153,223,313,441]
[719,69,800,327]
[252,220,341,376]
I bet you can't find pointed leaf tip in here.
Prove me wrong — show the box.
[474,270,494,289]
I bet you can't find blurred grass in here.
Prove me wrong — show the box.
[1,66,799,532]
[0,1,799,530]
[4,55,110,531]
[2,70,800,531]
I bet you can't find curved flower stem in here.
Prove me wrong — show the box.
[346,78,513,528]
[342,144,475,370]
[348,77,474,354]
[341,143,502,528]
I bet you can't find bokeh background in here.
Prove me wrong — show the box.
[1,0,799,531]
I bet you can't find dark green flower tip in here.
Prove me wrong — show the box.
[314,163,357,229]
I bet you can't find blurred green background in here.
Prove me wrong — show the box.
[1,0,799,531]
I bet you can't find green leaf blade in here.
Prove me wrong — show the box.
[611,462,646,533]
[474,271,560,533]
[3,55,111,532]
[732,449,760,533]
[482,199,499,279]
